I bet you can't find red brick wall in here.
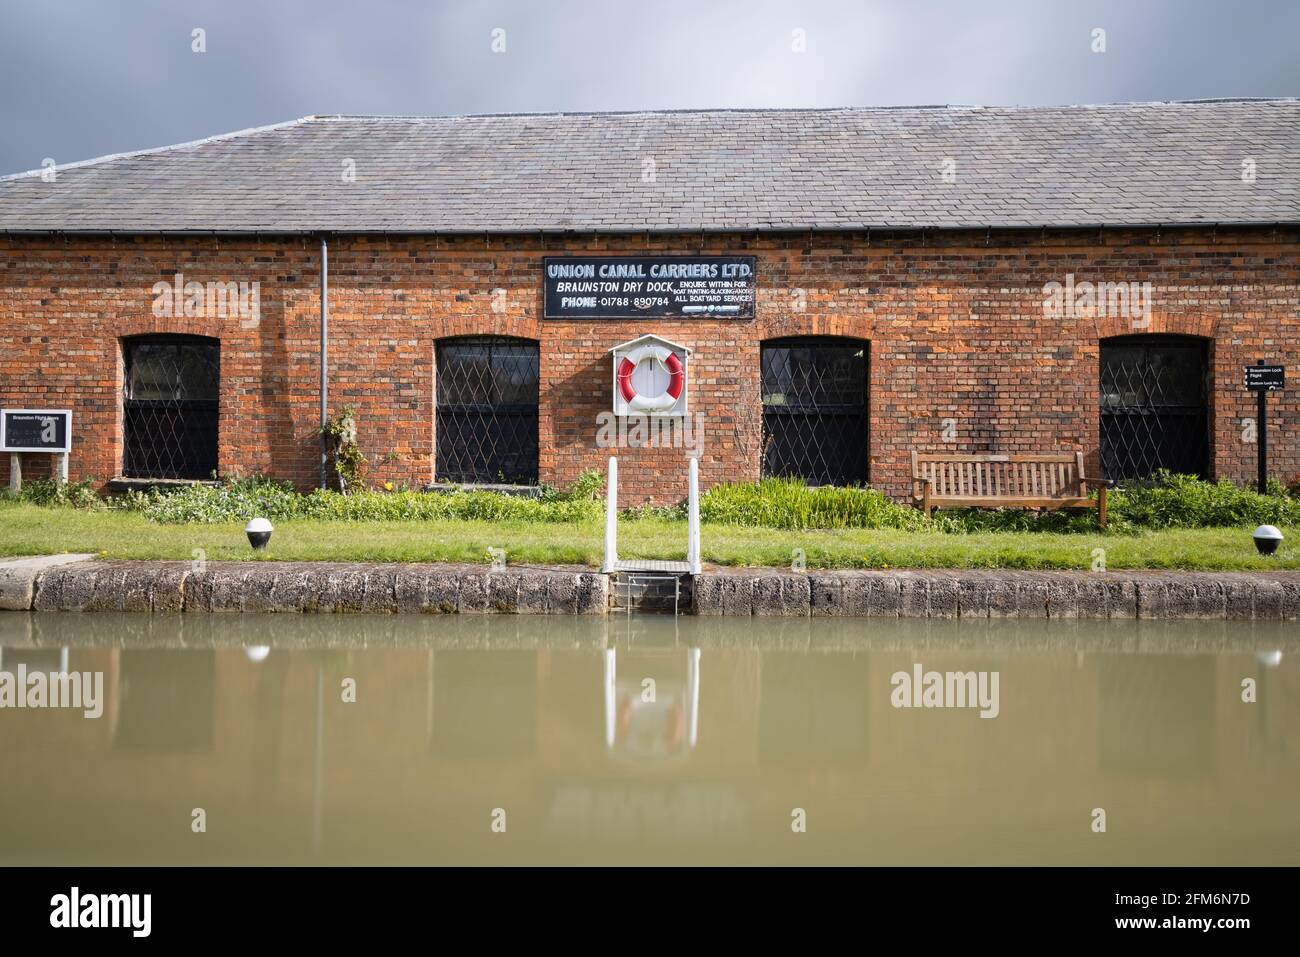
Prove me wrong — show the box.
[1,229,1297,504]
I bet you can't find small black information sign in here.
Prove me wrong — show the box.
[1,409,71,453]
[543,256,756,319]
[1245,365,1285,391]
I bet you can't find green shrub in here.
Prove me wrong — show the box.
[700,477,926,530]
[929,508,1126,535]
[122,475,304,523]
[1107,470,1300,529]
[2,477,104,511]
[14,468,1298,534]
[698,472,1299,533]
[121,473,606,525]
[539,468,605,503]
[928,471,1300,533]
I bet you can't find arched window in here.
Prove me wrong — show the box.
[761,337,869,486]
[122,335,220,480]
[1100,334,1209,480]
[435,336,539,484]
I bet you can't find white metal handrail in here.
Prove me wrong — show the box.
[602,455,701,576]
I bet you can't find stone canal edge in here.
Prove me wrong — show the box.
[2,555,1300,619]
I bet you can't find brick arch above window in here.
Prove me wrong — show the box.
[1092,311,1221,342]
[756,314,877,342]
[111,314,230,342]
[430,315,543,341]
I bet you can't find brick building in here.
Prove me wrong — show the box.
[1,101,1298,503]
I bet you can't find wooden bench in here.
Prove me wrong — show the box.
[910,451,1112,527]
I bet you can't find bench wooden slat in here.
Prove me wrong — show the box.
[913,453,1080,463]
[927,496,1093,508]
[911,449,1108,528]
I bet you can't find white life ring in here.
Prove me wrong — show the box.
[617,345,685,412]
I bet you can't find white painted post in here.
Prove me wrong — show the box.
[687,455,701,575]
[602,456,618,573]
[8,453,20,494]
[56,453,69,485]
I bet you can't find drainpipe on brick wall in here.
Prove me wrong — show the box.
[319,234,329,490]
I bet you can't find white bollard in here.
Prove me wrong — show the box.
[602,456,618,573]
[8,453,20,494]
[687,455,701,575]
[56,453,69,486]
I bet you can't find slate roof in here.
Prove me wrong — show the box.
[2,100,1298,234]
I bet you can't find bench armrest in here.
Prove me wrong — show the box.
[911,476,932,488]
[1079,477,1114,489]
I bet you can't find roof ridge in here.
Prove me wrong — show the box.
[0,116,315,183]
[308,98,1300,122]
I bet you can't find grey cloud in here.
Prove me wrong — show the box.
[1,0,1297,175]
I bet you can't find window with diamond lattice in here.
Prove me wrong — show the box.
[1100,335,1209,481]
[436,337,539,484]
[761,338,869,486]
[122,335,220,480]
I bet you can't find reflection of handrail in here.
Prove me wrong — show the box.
[604,649,616,749]
[0,646,70,673]
[604,647,701,755]
[687,647,700,749]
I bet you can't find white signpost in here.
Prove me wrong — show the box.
[1,409,72,491]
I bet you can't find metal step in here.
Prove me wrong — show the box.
[613,559,692,573]
[610,571,692,615]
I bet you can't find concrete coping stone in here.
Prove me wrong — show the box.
[3,558,1299,619]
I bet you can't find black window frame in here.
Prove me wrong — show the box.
[121,334,221,480]
[760,336,870,487]
[435,335,540,485]
[1099,334,1211,482]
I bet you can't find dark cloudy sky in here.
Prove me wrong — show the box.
[2,0,1298,175]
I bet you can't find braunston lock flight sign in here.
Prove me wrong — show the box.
[544,256,756,319]
[1,409,71,453]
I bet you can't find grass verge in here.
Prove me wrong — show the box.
[1,503,1296,570]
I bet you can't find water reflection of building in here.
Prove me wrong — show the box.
[1099,656,1215,776]
[0,637,1296,865]
[115,651,216,751]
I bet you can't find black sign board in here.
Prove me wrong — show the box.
[1245,365,1285,391]
[1,409,71,453]
[544,256,756,319]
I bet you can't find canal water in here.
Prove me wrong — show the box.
[1,613,1296,866]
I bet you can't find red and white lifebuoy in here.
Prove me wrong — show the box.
[617,344,685,412]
